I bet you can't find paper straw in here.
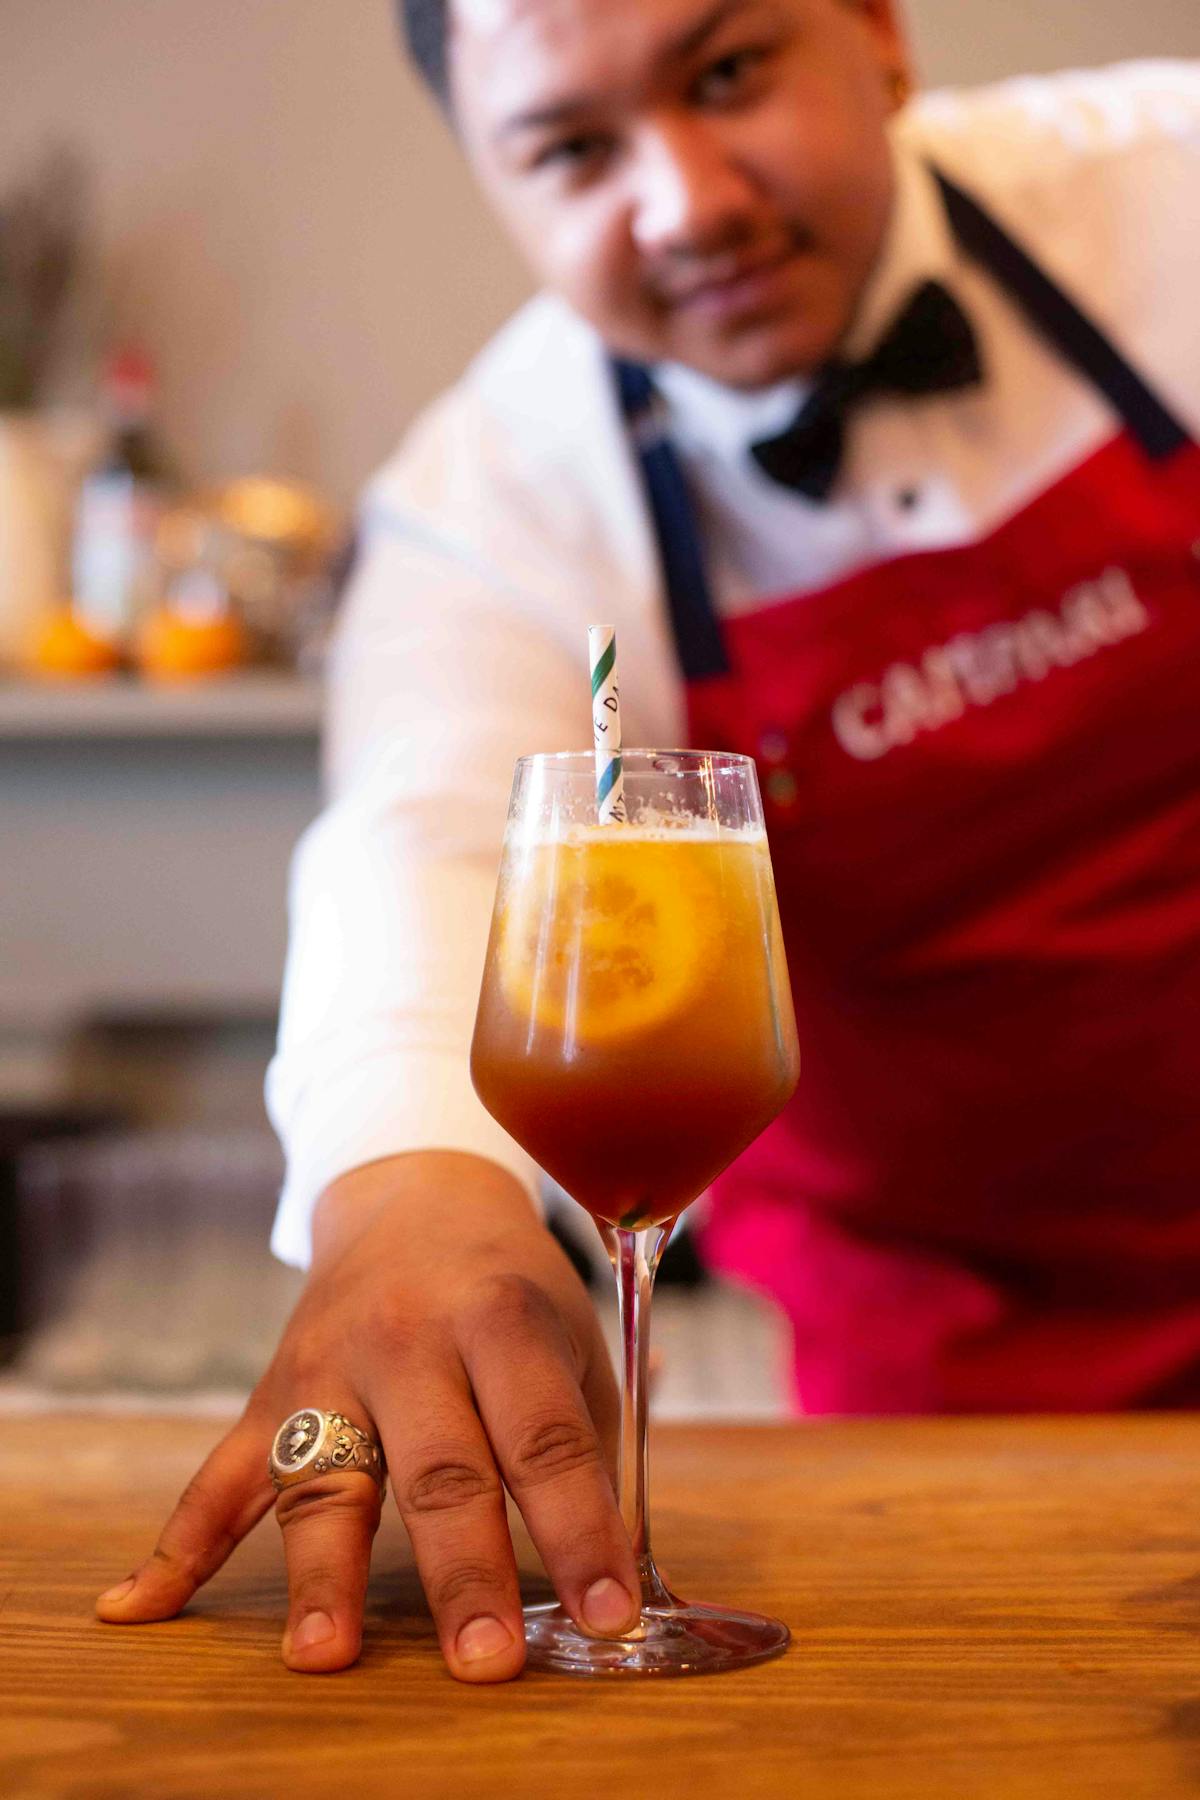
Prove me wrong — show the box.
[588,624,627,825]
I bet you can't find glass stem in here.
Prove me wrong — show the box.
[604,1220,674,1610]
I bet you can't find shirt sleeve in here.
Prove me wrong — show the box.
[266,514,592,1269]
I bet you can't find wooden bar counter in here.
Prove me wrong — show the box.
[3,1411,1199,1798]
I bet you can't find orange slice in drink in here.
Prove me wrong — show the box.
[497,836,718,1045]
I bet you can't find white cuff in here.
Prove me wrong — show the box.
[267,1048,540,1269]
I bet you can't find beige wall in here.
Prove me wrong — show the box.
[1,0,1198,507]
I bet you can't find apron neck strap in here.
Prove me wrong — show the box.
[611,358,730,680]
[933,169,1190,463]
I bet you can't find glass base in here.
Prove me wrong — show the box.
[522,1596,790,1678]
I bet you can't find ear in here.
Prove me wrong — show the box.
[846,0,914,103]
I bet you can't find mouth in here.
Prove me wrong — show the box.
[660,244,800,324]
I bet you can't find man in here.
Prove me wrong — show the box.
[97,0,1200,1683]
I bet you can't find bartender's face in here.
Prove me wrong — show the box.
[450,0,907,387]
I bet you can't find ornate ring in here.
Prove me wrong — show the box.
[269,1408,387,1494]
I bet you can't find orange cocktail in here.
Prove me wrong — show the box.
[472,827,798,1229]
[471,749,799,1679]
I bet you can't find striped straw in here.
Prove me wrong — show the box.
[588,624,627,825]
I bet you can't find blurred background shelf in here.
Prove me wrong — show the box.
[0,673,323,740]
[1,669,323,1082]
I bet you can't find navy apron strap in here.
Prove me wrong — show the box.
[611,358,730,680]
[934,169,1192,463]
[613,168,1193,683]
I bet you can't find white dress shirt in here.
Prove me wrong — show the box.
[268,60,1200,1268]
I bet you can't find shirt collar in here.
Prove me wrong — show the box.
[652,134,960,465]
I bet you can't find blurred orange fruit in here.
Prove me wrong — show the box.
[24,607,122,679]
[134,605,247,681]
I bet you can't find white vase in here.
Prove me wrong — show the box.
[0,411,69,669]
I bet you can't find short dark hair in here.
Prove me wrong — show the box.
[398,0,450,105]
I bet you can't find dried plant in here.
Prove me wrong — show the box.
[0,147,86,410]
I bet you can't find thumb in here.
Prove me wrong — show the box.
[97,1417,275,1622]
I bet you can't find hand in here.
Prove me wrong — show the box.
[95,1152,639,1682]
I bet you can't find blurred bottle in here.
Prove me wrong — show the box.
[69,348,171,648]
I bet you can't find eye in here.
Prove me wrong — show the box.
[532,132,614,178]
[692,46,767,106]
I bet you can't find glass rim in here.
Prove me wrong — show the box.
[514,748,756,773]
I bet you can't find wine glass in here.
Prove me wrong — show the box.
[471,750,800,1676]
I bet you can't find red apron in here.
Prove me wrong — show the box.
[614,172,1200,1413]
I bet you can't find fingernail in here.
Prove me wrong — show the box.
[456,1615,515,1663]
[290,1610,336,1652]
[99,1576,137,1605]
[582,1577,638,1635]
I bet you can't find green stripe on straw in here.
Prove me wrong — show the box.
[590,636,617,700]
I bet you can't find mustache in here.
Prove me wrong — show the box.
[643,222,813,305]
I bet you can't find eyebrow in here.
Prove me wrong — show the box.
[493,0,760,141]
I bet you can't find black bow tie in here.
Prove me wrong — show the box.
[749,280,983,502]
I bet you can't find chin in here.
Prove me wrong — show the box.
[597,280,854,389]
[681,331,835,391]
[667,301,853,391]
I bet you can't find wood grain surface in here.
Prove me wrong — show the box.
[3,1411,1200,1799]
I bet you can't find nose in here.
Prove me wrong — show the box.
[630,117,759,260]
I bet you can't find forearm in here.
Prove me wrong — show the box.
[271,517,616,1271]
